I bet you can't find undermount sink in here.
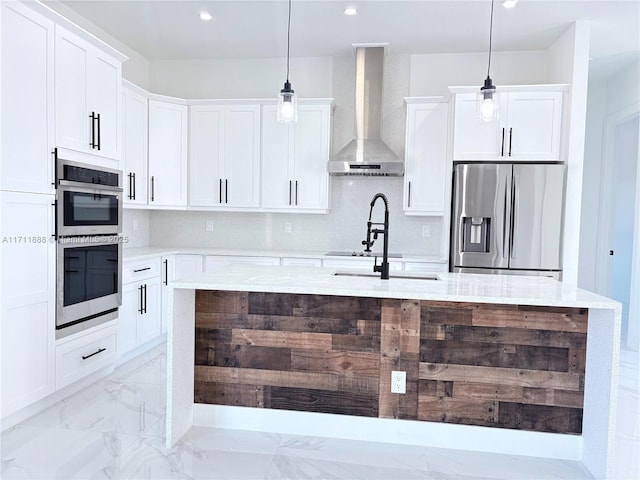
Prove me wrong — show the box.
[333,270,439,281]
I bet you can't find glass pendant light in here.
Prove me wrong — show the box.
[477,0,498,122]
[277,0,298,123]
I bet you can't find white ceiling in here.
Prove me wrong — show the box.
[57,0,639,68]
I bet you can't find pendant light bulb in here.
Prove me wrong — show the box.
[477,0,499,122]
[277,0,298,124]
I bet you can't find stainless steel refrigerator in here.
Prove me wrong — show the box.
[450,163,565,278]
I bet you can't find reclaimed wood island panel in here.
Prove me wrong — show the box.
[194,291,587,434]
[165,265,621,479]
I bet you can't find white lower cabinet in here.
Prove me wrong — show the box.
[119,257,162,356]
[281,257,322,267]
[322,258,403,272]
[55,324,118,390]
[0,192,56,417]
[205,255,280,271]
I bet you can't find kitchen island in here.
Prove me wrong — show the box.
[166,265,621,479]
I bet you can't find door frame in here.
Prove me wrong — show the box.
[596,102,640,350]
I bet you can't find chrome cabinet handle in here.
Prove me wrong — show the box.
[511,175,519,258]
[502,177,508,258]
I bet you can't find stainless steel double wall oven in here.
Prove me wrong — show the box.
[55,155,124,338]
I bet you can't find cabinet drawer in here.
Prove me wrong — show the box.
[56,325,117,389]
[123,257,160,283]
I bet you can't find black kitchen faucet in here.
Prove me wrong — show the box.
[362,193,390,279]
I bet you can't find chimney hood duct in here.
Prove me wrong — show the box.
[329,46,404,176]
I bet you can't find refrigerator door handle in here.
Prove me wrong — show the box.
[502,177,509,258]
[510,176,518,259]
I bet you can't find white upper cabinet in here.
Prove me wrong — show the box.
[403,100,450,215]
[148,100,188,207]
[1,2,55,194]
[122,86,148,206]
[54,25,122,161]
[261,103,331,212]
[452,89,563,162]
[190,104,261,209]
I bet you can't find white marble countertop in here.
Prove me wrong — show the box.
[170,264,619,309]
[123,246,447,263]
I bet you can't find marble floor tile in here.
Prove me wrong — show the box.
[3,341,638,480]
[1,425,138,479]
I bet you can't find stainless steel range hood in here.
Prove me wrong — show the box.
[329,46,404,176]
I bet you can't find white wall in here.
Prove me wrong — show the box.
[122,209,151,248]
[409,51,549,97]
[548,21,591,286]
[149,57,333,99]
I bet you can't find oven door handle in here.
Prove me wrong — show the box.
[58,180,123,193]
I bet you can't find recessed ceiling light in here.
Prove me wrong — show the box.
[344,7,358,16]
[502,0,519,8]
[199,11,212,21]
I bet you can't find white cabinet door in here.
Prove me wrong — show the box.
[148,100,188,207]
[1,2,55,194]
[189,106,225,206]
[506,92,562,161]
[261,105,292,209]
[118,282,140,356]
[55,26,90,154]
[261,104,330,211]
[54,26,122,161]
[404,101,449,215]
[205,255,280,272]
[223,105,261,207]
[1,192,56,417]
[452,90,563,162]
[122,87,148,205]
[137,277,161,345]
[87,52,121,160]
[293,105,330,210]
[452,93,504,161]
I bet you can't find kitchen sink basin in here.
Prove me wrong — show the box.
[333,270,439,281]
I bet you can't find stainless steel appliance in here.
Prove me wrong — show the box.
[56,235,123,338]
[56,158,122,236]
[55,155,124,338]
[450,163,565,278]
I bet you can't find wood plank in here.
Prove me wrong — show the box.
[213,344,291,370]
[196,290,247,314]
[331,334,380,353]
[196,312,355,334]
[195,365,340,391]
[444,325,587,349]
[398,352,419,420]
[291,349,380,376]
[248,293,381,321]
[400,300,421,354]
[268,387,378,417]
[231,329,332,350]
[421,304,473,326]
[419,380,453,398]
[472,308,588,333]
[420,340,570,372]
[568,348,586,374]
[497,402,583,434]
[419,363,581,390]
[379,302,401,419]
[195,327,231,346]
[452,382,524,402]
[194,381,264,407]
[418,396,499,425]
[378,358,398,419]
[522,388,584,408]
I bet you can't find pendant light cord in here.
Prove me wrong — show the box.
[487,0,494,78]
[286,0,292,82]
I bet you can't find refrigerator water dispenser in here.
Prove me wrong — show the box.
[462,217,490,253]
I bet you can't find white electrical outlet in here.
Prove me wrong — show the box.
[284,222,292,234]
[205,219,214,232]
[391,370,406,394]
